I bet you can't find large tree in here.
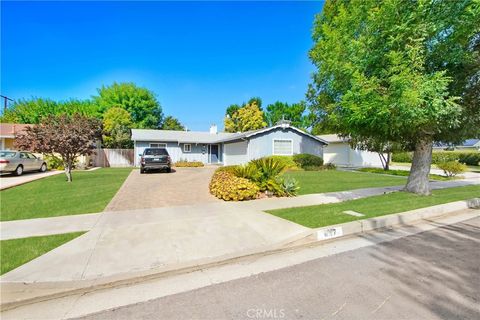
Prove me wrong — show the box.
[161,116,185,131]
[224,101,267,133]
[102,107,133,148]
[94,82,163,129]
[308,0,480,195]
[264,101,311,129]
[15,114,101,182]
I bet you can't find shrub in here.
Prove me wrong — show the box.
[437,161,467,177]
[233,163,259,180]
[175,161,204,167]
[391,152,413,163]
[43,154,64,170]
[280,177,300,196]
[393,151,480,166]
[251,157,286,182]
[262,155,299,170]
[209,171,259,201]
[215,165,238,174]
[292,154,324,168]
[303,163,337,171]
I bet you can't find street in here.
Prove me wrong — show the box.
[78,217,480,320]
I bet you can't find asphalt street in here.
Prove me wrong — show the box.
[77,217,480,320]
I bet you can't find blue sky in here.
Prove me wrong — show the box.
[1,1,324,130]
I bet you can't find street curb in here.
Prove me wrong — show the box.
[1,199,479,312]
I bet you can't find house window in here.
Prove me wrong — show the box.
[150,143,167,148]
[183,144,192,153]
[273,139,293,155]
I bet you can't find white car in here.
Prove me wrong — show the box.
[0,150,47,176]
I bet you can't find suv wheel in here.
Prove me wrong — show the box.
[15,165,24,176]
[39,163,47,172]
[140,168,145,174]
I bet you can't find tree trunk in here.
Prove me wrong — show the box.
[385,153,390,171]
[405,138,433,195]
[378,152,390,171]
[64,162,73,182]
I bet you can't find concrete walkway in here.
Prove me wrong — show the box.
[0,170,63,190]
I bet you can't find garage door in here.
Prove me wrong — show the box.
[323,143,349,166]
[224,141,248,165]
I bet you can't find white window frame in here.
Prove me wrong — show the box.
[183,143,192,153]
[150,143,167,148]
[272,139,293,156]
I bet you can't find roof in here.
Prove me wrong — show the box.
[317,134,349,143]
[0,123,33,138]
[132,124,328,145]
[462,139,480,147]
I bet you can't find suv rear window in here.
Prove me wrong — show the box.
[144,148,169,156]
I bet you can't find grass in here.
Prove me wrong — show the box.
[285,170,406,195]
[357,167,456,181]
[0,168,132,221]
[268,185,480,228]
[1,232,85,275]
[392,161,480,173]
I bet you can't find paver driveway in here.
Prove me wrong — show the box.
[105,166,220,211]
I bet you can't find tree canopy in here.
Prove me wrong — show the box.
[308,0,480,194]
[264,101,311,129]
[161,116,185,131]
[224,101,267,133]
[102,107,133,148]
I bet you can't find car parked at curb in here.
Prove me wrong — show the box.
[139,148,172,174]
[0,150,48,176]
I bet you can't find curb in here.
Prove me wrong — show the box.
[1,199,479,312]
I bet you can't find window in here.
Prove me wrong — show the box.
[183,144,191,152]
[150,143,167,148]
[27,153,37,159]
[273,139,293,155]
[20,152,28,159]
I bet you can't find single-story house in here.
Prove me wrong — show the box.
[433,139,480,151]
[131,122,328,166]
[318,134,385,167]
[0,123,32,150]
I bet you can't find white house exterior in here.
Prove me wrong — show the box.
[318,134,385,167]
[132,123,328,166]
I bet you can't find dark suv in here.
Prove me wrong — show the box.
[140,148,172,174]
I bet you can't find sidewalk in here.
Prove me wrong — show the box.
[0,171,63,190]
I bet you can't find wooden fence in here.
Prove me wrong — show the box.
[93,149,134,167]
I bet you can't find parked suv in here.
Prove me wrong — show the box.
[0,150,48,176]
[140,148,172,174]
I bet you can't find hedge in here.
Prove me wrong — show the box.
[209,171,259,201]
[175,161,204,167]
[392,151,480,166]
[292,154,324,168]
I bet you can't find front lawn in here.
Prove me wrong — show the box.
[268,185,480,228]
[357,167,456,181]
[285,170,406,195]
[0,168,131,221]
[1,232,85,275]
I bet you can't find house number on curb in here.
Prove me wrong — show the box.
[316,227,343,241]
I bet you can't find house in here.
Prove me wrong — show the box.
[318,134,385,167]
[131,122,328,166]
[433,139,480,151]
[0,123,32,150]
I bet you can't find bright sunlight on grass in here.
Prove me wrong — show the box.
[285,170,406,195]
[1,232,85,275]
[268,185,480,228]
[0,168,131,221]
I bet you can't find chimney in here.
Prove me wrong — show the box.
[209,124,218,134]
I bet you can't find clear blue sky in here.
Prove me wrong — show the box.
[1,1,324,130]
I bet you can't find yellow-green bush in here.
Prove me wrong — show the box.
[175,161,204,167]
[209,171,259,201]
[437,161,467,177]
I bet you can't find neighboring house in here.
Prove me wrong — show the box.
[433,139,480,151]
[131,122,328,166]
[0,123,32,150]
[318,134,385,167]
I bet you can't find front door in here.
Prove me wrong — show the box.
[209,145,219,163]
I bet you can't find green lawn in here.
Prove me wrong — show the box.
[357,167,455,181]
[268,185,480,228]
[1,232,85,275]
[285,170,406,195]
[0,168,131,221]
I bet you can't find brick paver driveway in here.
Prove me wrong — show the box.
[105,167,220,211]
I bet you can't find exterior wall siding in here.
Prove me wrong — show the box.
[247,128,324,161]
[134,141,222,166]
[224,140,249,165]
[323,142,385,167]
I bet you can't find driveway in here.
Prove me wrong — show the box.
[0,171,63,190]
[105,166,220,211]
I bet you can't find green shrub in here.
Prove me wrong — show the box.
[292,154,324,168]
[437,161,467,177]
[215,165,238,174]
[262,156,299,170]
[393,151,480,166]
[175,161,204,167]
[233,163,259,180]
[209,171,259,201]
[280,177,300,196]
[303,163,337,171]
[43,154,64,170]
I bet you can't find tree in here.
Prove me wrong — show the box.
[94,82,163,129]
[308,0,480,195]
[0,98,100,124]
[102,107,133,148]
[15,114,101,182]
[161,116,185,131]
[224,101,267,133]
[264,101,311,129]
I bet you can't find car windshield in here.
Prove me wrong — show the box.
[144,148,168,156]
[0,151,16,158]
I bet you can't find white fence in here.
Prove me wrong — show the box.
[93,149,134,167]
